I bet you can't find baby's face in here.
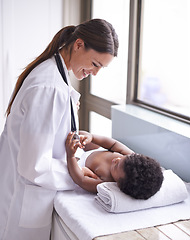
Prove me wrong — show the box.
[110,156,126,182]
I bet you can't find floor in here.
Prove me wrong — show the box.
[94,220,190,240]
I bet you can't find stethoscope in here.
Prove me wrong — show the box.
[54,52,80,141]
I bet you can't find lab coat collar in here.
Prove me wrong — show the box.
[70,86,81,104]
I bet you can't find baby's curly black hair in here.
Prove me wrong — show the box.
[118,154,163,200]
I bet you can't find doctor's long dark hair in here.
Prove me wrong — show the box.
[6,18,118,115]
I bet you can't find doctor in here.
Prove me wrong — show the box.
[0,19,118,240]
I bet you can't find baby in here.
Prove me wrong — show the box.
[66,131,163,200]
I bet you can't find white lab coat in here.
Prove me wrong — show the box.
[0,54,80,240]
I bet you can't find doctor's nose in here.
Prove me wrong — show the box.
[92,67,100,76]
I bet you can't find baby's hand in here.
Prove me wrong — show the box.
[79,131,93,146]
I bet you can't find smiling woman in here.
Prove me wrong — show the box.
[0,18,119,240]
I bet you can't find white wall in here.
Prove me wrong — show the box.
[0,0,81,134]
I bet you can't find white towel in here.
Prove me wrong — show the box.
[95,170,188,213]
[54,182,190,240]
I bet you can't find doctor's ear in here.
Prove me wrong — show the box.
[74,39,85,51]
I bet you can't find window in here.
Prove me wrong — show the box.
[91,0,129,104]
[90,112,112,137]
[135,0,190,121]
[79,0,130,136]
[80,0,190,135]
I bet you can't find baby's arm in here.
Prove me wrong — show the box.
[79,130,134,155]
[80,131,134,155]
[65,132,103,193]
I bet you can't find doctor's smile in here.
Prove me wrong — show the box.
[64,38,114,81]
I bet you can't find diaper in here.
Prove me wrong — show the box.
[77,148,105,168]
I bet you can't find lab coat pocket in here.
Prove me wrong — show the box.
[19,184,56,228]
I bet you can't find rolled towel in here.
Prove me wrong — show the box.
[95,170,188,213]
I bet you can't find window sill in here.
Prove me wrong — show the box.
[112,104,190,138]
[111,104,190,182]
